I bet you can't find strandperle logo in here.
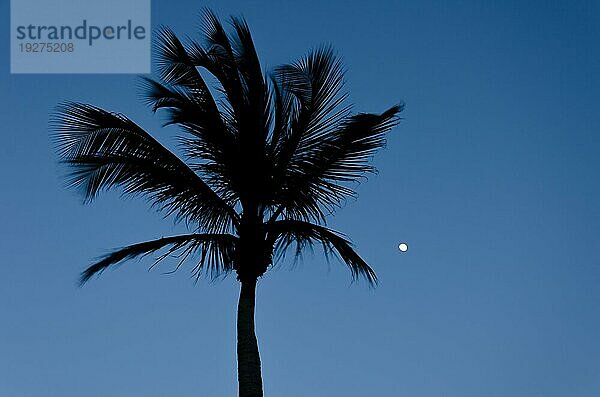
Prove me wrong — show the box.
[10,0,150,74]
[15,20,147,46]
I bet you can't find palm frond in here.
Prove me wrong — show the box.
[187,9,245,120]
[273,105,403,221]
[80,233,237,285]
[271,46,349,158]
[52,102,240,231]
[140,77,235,165]
[145,27,237,168]
[148,26,227,135]
[154,26,208,91]
[268,46,402,223]
[314,104,403,181]
[267,220,377,285]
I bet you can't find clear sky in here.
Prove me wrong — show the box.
[1,1,599,396]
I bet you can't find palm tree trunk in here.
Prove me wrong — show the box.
[237,277,263,397]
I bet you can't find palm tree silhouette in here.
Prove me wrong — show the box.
[53,9,402,397]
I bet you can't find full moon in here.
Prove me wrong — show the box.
[398,243,408,252]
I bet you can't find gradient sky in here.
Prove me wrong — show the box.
[1,1,599,396]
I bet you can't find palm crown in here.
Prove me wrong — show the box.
[53,10,402,396]
[54,11,402,286]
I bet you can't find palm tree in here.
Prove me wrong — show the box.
[53,9,402,397]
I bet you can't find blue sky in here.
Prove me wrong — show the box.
[1,1,599,396]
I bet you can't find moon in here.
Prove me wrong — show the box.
[398,243,408,252]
